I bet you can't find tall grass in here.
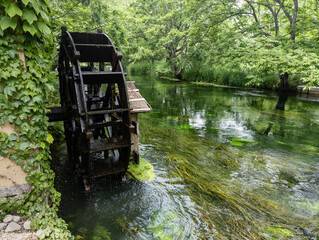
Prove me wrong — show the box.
[129,61,301,90]
[183,62,249,87]
[129,61,173,78]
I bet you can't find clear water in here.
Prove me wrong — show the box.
[51,76,319,239]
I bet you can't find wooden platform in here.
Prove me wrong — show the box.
[126,81,152,113]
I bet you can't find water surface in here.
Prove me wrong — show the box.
[52,76,319,239]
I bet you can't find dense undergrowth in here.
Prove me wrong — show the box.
[129,61,302,90]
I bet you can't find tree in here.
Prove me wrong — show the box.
[50,0,126,46]
[125,0,191,78]
[175,0,319,87]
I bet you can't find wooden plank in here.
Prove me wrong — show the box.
[86,108,130,116]
[90,136,131,152]
[47,107,68,122]
[81,71,122,84]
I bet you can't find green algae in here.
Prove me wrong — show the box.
[128,157,155,181]
[262,225,294,239]
[229,137,258,146]
[175,124,195,132]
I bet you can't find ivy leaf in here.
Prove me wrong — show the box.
[46,134,54,144]
[32,96,42,103]
[12,101,21,108]
[40,11,49,22]
[4,85,16,96]
[19,142,30,151]
[2,0,11,8]
[30,0,40,14]
[8,133,18,141]
[37,21,51,34]
[22,0,31,5]
[5,3,23,18]
[23,22,38,36]
[8,115,16,123]
[0,16,17,30]
[7,49,17,59]
[21,95,31,103]
[22,9,37,25]
[40,141,46,148]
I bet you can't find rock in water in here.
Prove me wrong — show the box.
[5,222,21,232]
[3,214,13,223]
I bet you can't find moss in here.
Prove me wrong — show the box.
[128,157,156,181]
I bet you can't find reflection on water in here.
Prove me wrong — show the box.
[52,76,319,239]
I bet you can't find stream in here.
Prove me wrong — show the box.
[51,76,319,239]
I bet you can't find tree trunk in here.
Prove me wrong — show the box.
[279,72,289,90]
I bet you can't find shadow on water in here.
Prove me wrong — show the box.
[51,76,319,239]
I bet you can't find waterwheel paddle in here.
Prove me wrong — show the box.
[57,27,133,190]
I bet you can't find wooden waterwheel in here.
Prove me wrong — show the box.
[57,27,133,190]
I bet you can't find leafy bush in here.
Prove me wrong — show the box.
[152,61,173,78]
[129,61,153,75]
[129,61,173,78]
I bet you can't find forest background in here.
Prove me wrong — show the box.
[50,0,319,90]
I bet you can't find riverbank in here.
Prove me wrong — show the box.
[128,61,304,91]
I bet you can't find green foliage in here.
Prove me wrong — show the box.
[124,0,319,88]
[124,0,189,77]
[182,62,251,87]
[129,61,173,78]
[129,61,153,75]
[0,1,72,239]
[50,0,126,47]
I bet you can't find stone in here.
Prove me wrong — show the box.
[0,222,7,230]
[5,222,21,232]
[36,228,43,238]
[24,220,31,230]
[3,214,13,223]
[13,215,21,222]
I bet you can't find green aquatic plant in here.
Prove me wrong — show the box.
[128,157,156,181]
[229,136,258,146]
[91,225,111,240]
[148,210,183,239]
[262,225,294,239]
[138,113,319,239]
[175,124,195,132]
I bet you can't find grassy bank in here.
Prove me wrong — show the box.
[129,61,302,90]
